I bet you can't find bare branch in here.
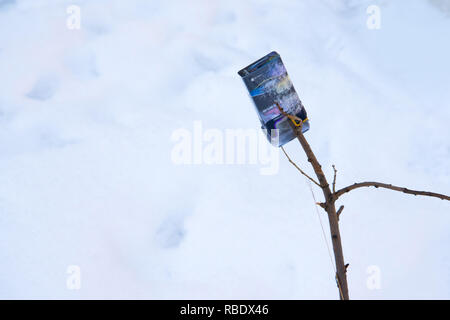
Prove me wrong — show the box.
[280,146,321,188]
[334,182,450,202]
[332,165,337,193]
[290,119,349,299]
[278,101,350,299]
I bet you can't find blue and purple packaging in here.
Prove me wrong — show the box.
[238,51,309,146]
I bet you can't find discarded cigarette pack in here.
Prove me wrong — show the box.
[238,51,309,147]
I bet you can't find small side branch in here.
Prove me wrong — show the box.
[281,146,321,188]
[332,165,337,193]
[336,205,344,220]
[334,182,450,202]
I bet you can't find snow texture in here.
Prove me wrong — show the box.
[0,0,449,299]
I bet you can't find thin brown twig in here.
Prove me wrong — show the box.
[334,182,450,202]
[280,146,321,188]
[332,165,337,193]
[278,100,350,299]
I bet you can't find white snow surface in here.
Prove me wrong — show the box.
[0,0,449,299]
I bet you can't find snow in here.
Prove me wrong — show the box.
[0,0,449,299]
